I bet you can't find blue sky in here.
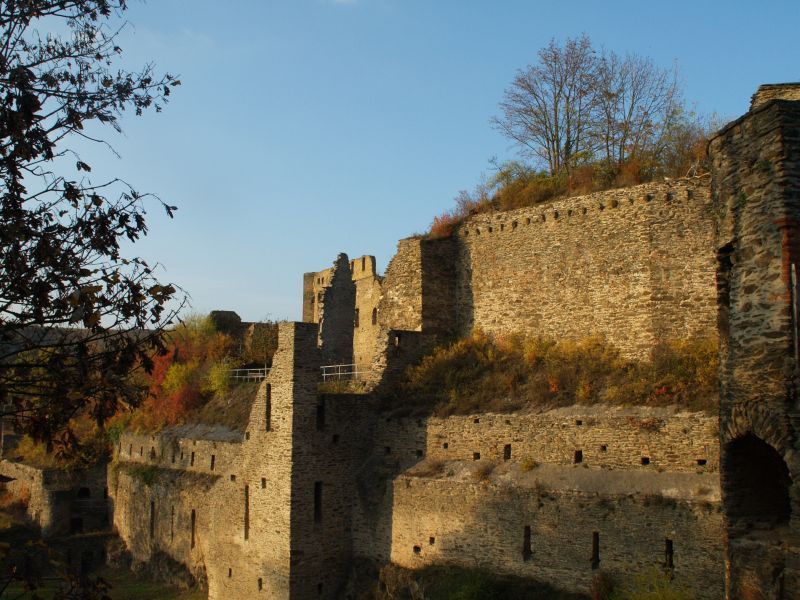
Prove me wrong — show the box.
[77,0,800,322]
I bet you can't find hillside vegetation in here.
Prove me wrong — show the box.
[392,332,718,416]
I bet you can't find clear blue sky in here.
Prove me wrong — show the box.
[80,0,800,322]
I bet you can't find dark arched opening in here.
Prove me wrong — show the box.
[723,434,791,528]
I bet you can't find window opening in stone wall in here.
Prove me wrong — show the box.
[724,433,792,527]
[354,308,359,328]
[429,536,435,545]
[244,485,250,541]
[172,450,176,463]
[190,509,196,548]
[697,459,707,466]
[362,256,366,271]
[228,568,232,578]
[473,452,481,461]
[442,443,448,449]
[413,545,421,554]
[180,451,184,460]
[372,307,377,325]
[591,532,600,569]
[665,538,674,569]
[149,446,156,460]
[210,454,215,471]
[190,452,195,466]
[600,445,607,452]
[316,396,326,431]
[504,444,512,461]
[171,505,174,542]
[139,446,143,456]
[574,450,583,464]
[261,478,266,489]
[473,417,480,424]
[416,449,423,458]
[230,474,236,482]
[258,578,263,591]
[266,384,272,431]
[150,500,155,538]
[314,481,323,523]
[575,419,582,426]
[128,443,132,456]
[523,525,532,561]
[641,456,650,465]
[77,487,91,499]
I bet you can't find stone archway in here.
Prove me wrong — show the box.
[723,433,791,529]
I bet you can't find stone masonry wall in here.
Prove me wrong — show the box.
[389,472,724,599]
[452,177,717,359]
[370,407,719,474]
[711,97,800,598]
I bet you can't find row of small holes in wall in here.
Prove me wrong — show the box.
[573,449,707,467]
[462,190,687,237]
[228,474,268,489]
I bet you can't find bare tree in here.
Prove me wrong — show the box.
[593,50,681,168]
[492,35,596,176]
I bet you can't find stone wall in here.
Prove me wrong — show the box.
[452,177,717,359]
[710,96,800,597]
[389,469,724,599]
[371,407,719,474]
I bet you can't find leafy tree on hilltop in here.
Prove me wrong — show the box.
[0,1,184,452]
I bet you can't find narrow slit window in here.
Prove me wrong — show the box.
[314,481,322,524]
[261,477,267,489]
[258,578,263,591]
[210,455,216,471]
[190,509,196,549]
[504,444,512,461]
[265,384,272,431]
[190,452,195,466]
[361,256,366,271]
[574,450,583,464]
[665,538,674,569]
[149,500,155,538]
[591,532,600,569]
[372,307,377,325]
[354,308,360,328]
[523,525,532,561]
[244,485,250,541]
[316,397,325,431]
[170,505,174,542]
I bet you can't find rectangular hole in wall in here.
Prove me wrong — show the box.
[575,419,583,426]
[244,485,250,541]
[228,568,232,578]
[416,449,423,458]
[641,456,650,465]
[600,445,607,452]
[149,500,155,538]
[665,538,674,569]
[473,452,481,461]
[523,525,532,561]
[171,505,174,542]
[314,481,322,524]
[190,509,196,549]
[261,478,266,489]
[442,443,448,449]
[230,474,236,482]
[190,452,195,466]
[429,536,435,545]
[696,459,707,466]
[172,450,176,464]
[413,545,421,555]
[258,578,263,591]
[210,455,215,471]
[316,397,326,431]
[574,450,583,464]
[354,308,360,328]
[504,444,512,461]
[591,532,600,569]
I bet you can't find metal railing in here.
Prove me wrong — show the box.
[229,368,269,382]
[320,363,367,382]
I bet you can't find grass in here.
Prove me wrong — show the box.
[390,332,718,416]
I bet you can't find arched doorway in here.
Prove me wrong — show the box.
[723,433,791,528]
